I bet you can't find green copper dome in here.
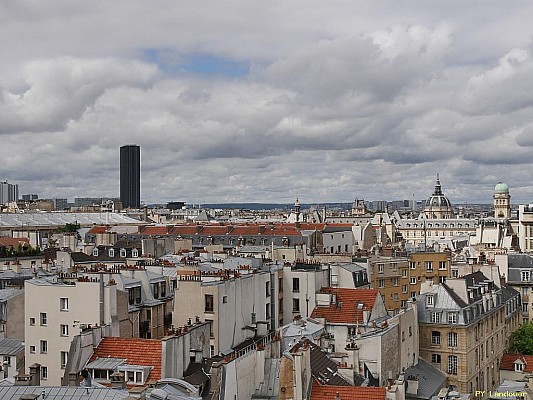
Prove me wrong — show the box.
[494,182,509,193]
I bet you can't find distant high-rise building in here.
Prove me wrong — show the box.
[0,181,19,205]
[120,145,141,209]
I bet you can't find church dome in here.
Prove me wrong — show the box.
[424,175,454,219]
[494,182,509,194]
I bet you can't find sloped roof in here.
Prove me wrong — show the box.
[310,379,386,400]
[140,226,170,235]
[311,288,379,324]
[500,353,533,372]
[404,358,447,399]
[309,343,355,386]
[89,338,162,383]
[0,237,29,248]
[87,226,109,234]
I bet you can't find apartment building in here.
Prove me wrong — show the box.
[498,254,533,324]
[417,272,520,393]
[368,252,451,314]
[282,261,329,325]
[24,276,127,386]
[173,265,279,355]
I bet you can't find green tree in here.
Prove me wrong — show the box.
[510,323,533,355]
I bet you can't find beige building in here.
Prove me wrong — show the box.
[417,272,520,394]
[368,252,451,314]
[24,277,126,386]
[494,183,511,219]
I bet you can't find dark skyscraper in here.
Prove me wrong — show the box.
[120,145,141,209]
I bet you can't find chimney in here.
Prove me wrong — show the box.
[68,371,80,386]
[29,363,41,386]
[406,375,419,396]
[110,371,127,390]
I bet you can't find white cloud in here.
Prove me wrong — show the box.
[2,1,533,204]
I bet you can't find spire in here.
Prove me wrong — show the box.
[433,174,443,196]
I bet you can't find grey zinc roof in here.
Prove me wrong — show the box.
[0,338,23,356]
[85,357,126,370]
[507,254,533,282]
[252,358,280,399]
[0,386,129,399]
[0,212,142,229]
[0,288,24,302]
[404,359,447,400]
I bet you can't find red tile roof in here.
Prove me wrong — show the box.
[0,237,30,248]
[140,226,170,235]
[500,353,533,372]
[89,337,162,383]
[311,288,378,324]
[230,226,263,235]
[199,226,231,235]
[170,226,199,235]
[298,223,327,230]
[87,226,109,234]
[311,380,386,400]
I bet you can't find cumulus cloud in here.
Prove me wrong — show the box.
[2,1,533,204]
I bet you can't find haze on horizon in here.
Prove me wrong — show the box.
[2,1,533,205]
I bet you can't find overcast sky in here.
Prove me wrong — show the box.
[2,1,533,205]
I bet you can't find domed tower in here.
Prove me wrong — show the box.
[493,182,510,219]
[424,174,454,219]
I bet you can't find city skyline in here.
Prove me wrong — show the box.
[2,2,533,204]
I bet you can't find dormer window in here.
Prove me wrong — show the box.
[515,361,524,372]
[132,249,139,258]
[522,271,531,282]
[427,295,434,306]
[120,248,127,258]
[108,249,115,258]
[92,248,99,257]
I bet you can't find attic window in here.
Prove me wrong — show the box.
[515,361,524,372]
[427,295,434,306]
[92,248,98,257]
[132,249,139,258]
[120,248,127,258]
[109,249,115,258]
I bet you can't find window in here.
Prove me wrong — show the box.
[402,285,408,293]
[60,297,69,311]
[515,362,524,372]
[409,326,412,336]
[410,262,416,270]
[60,324,69,336]
[205,294,214,313]
[293,298,300,312]
[439,261,447,270]
[431,354,441,364]
[120,248,127,258]
[431,312,440,323]
[266,281,270,297]
[523,287,529,295]
[392,277,399,286]
[448,312,457,324]
[402,269,407,277]
[61,351,69,369]
[431,331,441,345]
[279,277,283,292]
[410,277,416,284]
[379,279,385,288]
[410,292,417,299]
[378,263,384,273]
[426,261,433,271]
[266,303,270,319]
[448,355,458,375]
[29,317,35,326]
[448,332,458,347]
[108,248,115,258]
[292,278,300,292]
[40,312,47,326]
[522,271,531,282]
[30,346,36,353]
[439,276,446,284]
[152,283,159,299]
[222,295,228,304]
[160,282,166,297]
[41,366,48,380]
[451,269,458,278]
[132,249,139,258]
[401,300,407,308]
[3,356,10,367]
[40,340,48,354]
[523,303,529,312]
[427,295,434,306]
[92,248,99,257]
[391,263,397,271]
